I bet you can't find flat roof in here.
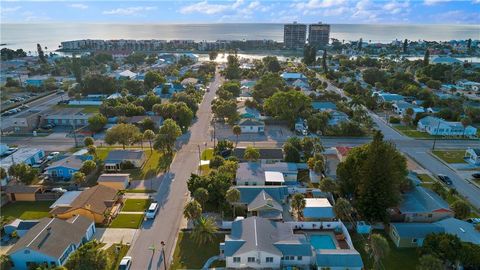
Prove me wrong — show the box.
[264,171,285,183]
[305,198,332,208]
[49,191,82,208]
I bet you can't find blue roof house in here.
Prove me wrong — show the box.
[280,72,306,81]
[45,155,93,181]
[303,198,335,220]
[153,83,185,98]
[312,102,337,112]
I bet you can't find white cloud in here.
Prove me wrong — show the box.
[424,0,450,6]
[2,6,21,13]
[382,0,410,15]
[69,3,88,10]
[103,6,157,15]
[180,0,243,15]
[294,0,346,9]
[473,0,480,4]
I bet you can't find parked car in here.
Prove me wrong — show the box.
[42,124,53,130]
[437,174,453,185]
[46,151,60,160]
[466,218,480,224]
[118,256,132,270]
[472,173,480,179]
[145,202,159,219]
[51,187,67,193]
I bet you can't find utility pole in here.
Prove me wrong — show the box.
[161,241,167,270]
[72,121,79,148]
[197,144,201,174]
[431,120,441,150]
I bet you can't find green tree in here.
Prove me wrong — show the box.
[291,193,306,219]
[322,49,328,73]
[143,129,155,150]
[72,172,86,186]
[8,163,38,185]
[424,49,430,66]
[303,44,316,66]
[307,153,325,174]
[183,200,202,220]
[283,142,301,163]
[208,51,218,61]
[264,90,312,126]
[252,72,285,100]
[417,254,443,270]
[83,137,94,147]
[460,117,472,137]
[262,56,281,73]
[211,99,238,123]
[421,233,462,265]
[232,125,241,147]
[191,216,218,245]
[333,198,353,221]
[209,155,225,169]
[370,234,390,270]
[144,71,165,90]
[87,114,107,133]
[244,146,260,161]
[225,55,241,80]
[65,240,110,270]
[450,200,470,219]
[0,167,7,179]
[403,39,408,54]
[80,160,96,175]
[215,139,234,155]
[193,188,209,208]
[105,123,141,149]
[225,187,240,218]
[319,177,337,194]
[173,102,194,132]
[37,43,46,63]
[154,119,182,154]
[87,145,97,158]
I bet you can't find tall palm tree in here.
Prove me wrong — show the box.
[370,233,390,270]
[183,200,202,221]
[72,172,86,186]
[191,216,218,245]
[87,145,97,158]
[333,198,353,221]
[291,193,306,220]
[193,188,209,208]
[225,188,240,218]
[143,129,155,151]
[232,125,241,147]
[461,117,472,138]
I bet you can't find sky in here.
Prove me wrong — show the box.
[1,0,480,24]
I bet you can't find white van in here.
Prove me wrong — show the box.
[145,202,159,219]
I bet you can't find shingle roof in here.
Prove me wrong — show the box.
[435,218,480,245]
[237,186,289,205]
[232,148,283,160]
[391,223,444,238]
[247,190,283,212]
[8,216,93,259]
[49,185,118,216]
[17,220,40,231]
[4,185,42,194]
[105,150,145,162]
[399,185,451,214]
[312,101,337,111]
[316,249,364,268]
[47,155,86,170]
[224,217,311,257]
[238,118,264,126]
[97,173,130,183]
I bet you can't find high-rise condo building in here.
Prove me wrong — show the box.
[284,22,307,49]
[308,23,330,48]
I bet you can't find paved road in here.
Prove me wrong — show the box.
[127,69,222,269]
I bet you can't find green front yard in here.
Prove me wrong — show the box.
[393,125,434,139]
[201,148,214,160]
[432,150,467,164]
[106,243,130,270]
[171,232,225,270]
[351,232,419,270]
[0,201,53,224]
[54,104,99,114]
[109,214,144,229]
[121,199,151,212]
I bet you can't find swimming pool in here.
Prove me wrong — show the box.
[310,235,336,249]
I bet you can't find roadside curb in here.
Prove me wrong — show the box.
[428,151,480,190]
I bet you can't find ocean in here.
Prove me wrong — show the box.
[1,23,479,52]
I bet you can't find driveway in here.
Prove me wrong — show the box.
[94,228,138,249]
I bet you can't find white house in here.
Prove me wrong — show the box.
[465,148,480,165]
[417,116,477,137]
[220,216,313,269]
[392,101,425,116]
[238,118,265,134]
[458,80,480,92]
[7,216,95,270]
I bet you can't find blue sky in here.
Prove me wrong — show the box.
[1,0,479,24]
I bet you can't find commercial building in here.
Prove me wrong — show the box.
[284,22,307,49]
[308,23,330,48]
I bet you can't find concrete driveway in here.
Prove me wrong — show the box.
[94,228,138,249]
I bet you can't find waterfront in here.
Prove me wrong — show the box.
[2,23,479,52]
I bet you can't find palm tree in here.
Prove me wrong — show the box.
[134,133,144,149]
[72,172,86,186]
[333,198,353,221]
[191,216,218,245]
[349,96,364,109]
[183,200,202,221]
[291,193,306,220]
[193,188,209,208]
[461,117,472,138]
[369,234,390,270]
[87,145,97,158]
[143,130,155,151]
[225,187,240,218]
[243,146,260,162]
[232,125,241,147]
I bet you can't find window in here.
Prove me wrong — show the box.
[233,257,241,263]
[248,257,255,263]
[297,256,302,260]
[266,257,273,263]
[428,214,433,218]
[412,238,418,243]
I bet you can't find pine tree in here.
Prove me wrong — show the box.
[322,49,328,73]
[423,49,430,66]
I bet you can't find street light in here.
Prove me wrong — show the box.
[160,241,167,270]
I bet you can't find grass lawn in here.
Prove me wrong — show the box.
[54,104,99,114]
[351,232,419,270]
[394,125,435,139]
[417,174,434,183]
[1,201,53,223]
[122,199,151,212]
[432,150,467,164]
[171,232,225,270]
[124,189,155,193]
[106,243,130,270]
[201,148,214,160]
[109,214,144,229]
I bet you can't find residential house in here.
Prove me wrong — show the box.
[104,150,146,172]
[392,101,425,116]
[303,198,335,220]
[25,75,50,87]
[328,111,349,126]
[312,102,337,112]
[335,146,352,162]
[236,186,289,217]
[220,216,313,268]
[115,70,137,80]
[180,77,198,86]
[373,92,405,103]
[153,82,185,97]
[391,176,454,222]
[417,116,477,136]
[238,106,261,120]
[236,162,302,186]
[458,80,480,92]
[315,250,364,270]
[3,219,39,238]
[465,147,480,165]
[7,216,95,270]
[238,118,265,134]
[232,148,283,162]
[389,217,480,248]
[49,185,122,224]
[292,79,310,91]
[280,72,306,81]
[97,173,130,190]
[245,190,284,220]
[4,186,44,202]
[0,148,45,173]
[45,155,93,180]
[125,115,163,130]
[44,111,93,127]
[431,56,462,65]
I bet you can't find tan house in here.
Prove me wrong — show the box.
[97,174,130,191]
[4,185,43,202]
[49,185,122,224]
